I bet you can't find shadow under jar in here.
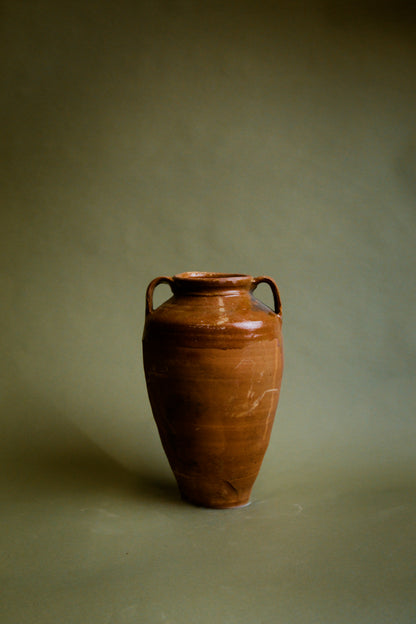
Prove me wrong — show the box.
[142,272,284,509]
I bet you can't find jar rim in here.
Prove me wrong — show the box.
[172,272,253,292]
[174,271,249,280]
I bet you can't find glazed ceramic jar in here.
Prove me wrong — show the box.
[142,272,283,508]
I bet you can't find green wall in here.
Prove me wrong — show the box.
[2,0,415,485]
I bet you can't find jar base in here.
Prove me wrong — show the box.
[176,474,253,509]
[181,494,252,509]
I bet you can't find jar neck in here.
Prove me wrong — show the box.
[171,272,253,296]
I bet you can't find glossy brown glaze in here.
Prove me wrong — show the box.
[142,272,284,508]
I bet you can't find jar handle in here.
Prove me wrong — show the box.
[145,276,174,316]
[251,276,282,316]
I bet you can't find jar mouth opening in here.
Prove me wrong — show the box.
[174,272,248,280]
[172,272,253,292]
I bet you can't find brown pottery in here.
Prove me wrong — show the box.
[142,272,284,508]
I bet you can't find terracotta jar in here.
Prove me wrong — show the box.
[142,272,283,508]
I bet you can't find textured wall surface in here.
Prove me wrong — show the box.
[1,2,415,622]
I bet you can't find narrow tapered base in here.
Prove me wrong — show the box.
[175,473,255,509]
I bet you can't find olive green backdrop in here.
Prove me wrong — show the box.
[1,2,415,623]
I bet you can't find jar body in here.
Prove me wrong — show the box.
[142,273,284,508]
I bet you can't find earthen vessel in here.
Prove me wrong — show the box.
[142,272,283,508]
